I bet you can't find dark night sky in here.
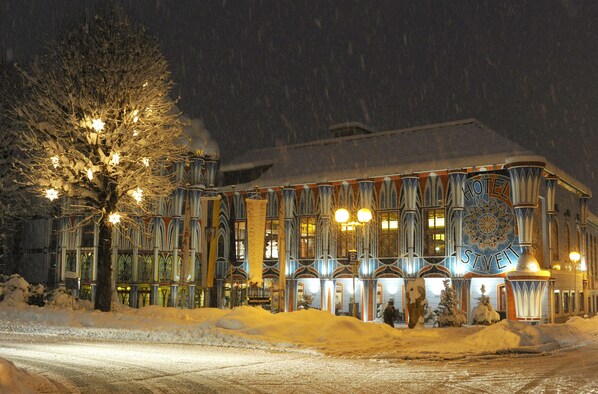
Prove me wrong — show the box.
[2,0,598,210]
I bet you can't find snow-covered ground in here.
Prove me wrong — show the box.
[1,298,597,393]
[1,276,597,393]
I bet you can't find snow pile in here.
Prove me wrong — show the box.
[0,303,597,393]
[472,285,500,325]
[0,275,38,307]
[0,303,596,360]
[0,357,52,394]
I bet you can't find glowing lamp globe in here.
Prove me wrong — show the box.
[335,208,350,223]
[357,208,372,223]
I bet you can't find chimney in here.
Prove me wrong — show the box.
[328,122,374,138]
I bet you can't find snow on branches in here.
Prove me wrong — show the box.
[14,6,187,310]
[15,7,187,225]
[435,279,467,327]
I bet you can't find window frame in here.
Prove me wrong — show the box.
[234,220,246,260]
[264,218,279,259]
[423,208,446,256]
[378,210,399,258]
[299,216,317,259]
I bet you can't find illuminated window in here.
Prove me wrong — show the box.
[378,211,399,257]
[265,219,279,259]
[299,216,317,259]
[337,221,355,258]
[81,251,93,281]
[424,208,445,256]
[235,221,246,260]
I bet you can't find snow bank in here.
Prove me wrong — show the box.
[0,357,51,394]
[1,303,596,361]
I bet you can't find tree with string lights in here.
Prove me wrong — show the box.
[14,7,185,311]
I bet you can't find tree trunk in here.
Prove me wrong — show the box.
[95,219,113,312]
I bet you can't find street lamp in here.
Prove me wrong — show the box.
[569,251,580,314]
[334,207,372,318]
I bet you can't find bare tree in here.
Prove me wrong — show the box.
[14,8,185,311]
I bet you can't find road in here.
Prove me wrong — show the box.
[1,332,597,393]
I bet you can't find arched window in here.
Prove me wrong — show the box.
[423,175,445,256]
[551,219,559,262]
[299,187,316,259]
[564,222,571,254]
[378,179,399,258]
[265,191,279,259]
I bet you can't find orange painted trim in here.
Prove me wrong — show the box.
[506,280,517,320]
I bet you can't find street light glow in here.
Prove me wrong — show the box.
[334,208,349,223]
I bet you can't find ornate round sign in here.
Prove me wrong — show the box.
[461,174,520,275]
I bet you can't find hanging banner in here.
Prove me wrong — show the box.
[246,198,268,287]
[200,195,221,288]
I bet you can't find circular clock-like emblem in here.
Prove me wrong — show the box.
[464,199,513,250]
[461,174,519,275]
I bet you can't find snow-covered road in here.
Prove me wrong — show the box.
[1,332,596,393]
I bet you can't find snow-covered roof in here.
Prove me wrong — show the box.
[179,114,220,159]
[220,119,590,196]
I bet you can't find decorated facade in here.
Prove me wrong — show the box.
[17,119,598,324]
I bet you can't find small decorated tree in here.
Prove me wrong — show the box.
[435,279,467,327]
[472,284,501,325]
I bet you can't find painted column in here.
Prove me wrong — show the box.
[402,176,419,277]
[505,158,550,322]
[204,160,219,188]
[129,226,139,308]
[580,196,589,314]
[545,176,558,268]
[358,180,375,320]
[452,278,471,323]
[283,187,296,312]
[150,217,160,306]
[449,170,467,273]
[318,184,333,313]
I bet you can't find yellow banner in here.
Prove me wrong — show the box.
[207,198,220,287]
[246,198,268,287]
[200,196,220,288]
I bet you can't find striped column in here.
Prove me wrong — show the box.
[505,158,550,322]
[402,176,419,276]
[449,170,467,273]
[546,176,558,268]
[282,187,296,312]
[358,180,375,320]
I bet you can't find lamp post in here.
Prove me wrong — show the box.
[569,251,580,315]
[334,207,372,318]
